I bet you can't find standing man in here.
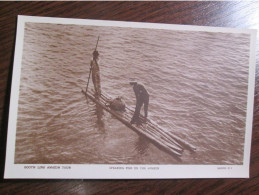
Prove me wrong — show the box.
[91,50,101,97]
[130,81,149,124]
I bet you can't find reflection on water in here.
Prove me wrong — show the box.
[135,136,150,156]
[95,103,105,131]
[14,22,251,165]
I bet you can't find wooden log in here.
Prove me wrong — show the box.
[117,101,194,153]
[82,89,183,158]
[90,90,183,155]
[100,91,184,152]
[149,121,196,152]
[101,90,192,152]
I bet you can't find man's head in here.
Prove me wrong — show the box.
[93,50,99,59]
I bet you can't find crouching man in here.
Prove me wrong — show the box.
[129,81,149,124]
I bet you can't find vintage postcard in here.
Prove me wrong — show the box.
[4,16,256,179]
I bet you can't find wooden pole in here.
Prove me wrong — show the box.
[85,36,100,93]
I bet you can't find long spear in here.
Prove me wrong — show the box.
[85,36,100,93]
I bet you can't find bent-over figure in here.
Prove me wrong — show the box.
[130,81,149,124]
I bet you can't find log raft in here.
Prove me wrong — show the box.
[82,89,196,158]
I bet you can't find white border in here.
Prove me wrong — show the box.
[4,15,257,179]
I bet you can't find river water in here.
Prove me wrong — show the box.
[15,22,251,165]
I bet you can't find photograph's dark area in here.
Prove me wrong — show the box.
[15,22,250,165]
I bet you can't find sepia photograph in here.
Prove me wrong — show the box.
[4,16,256,179]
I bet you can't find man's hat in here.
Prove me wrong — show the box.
[129,78,137,85]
